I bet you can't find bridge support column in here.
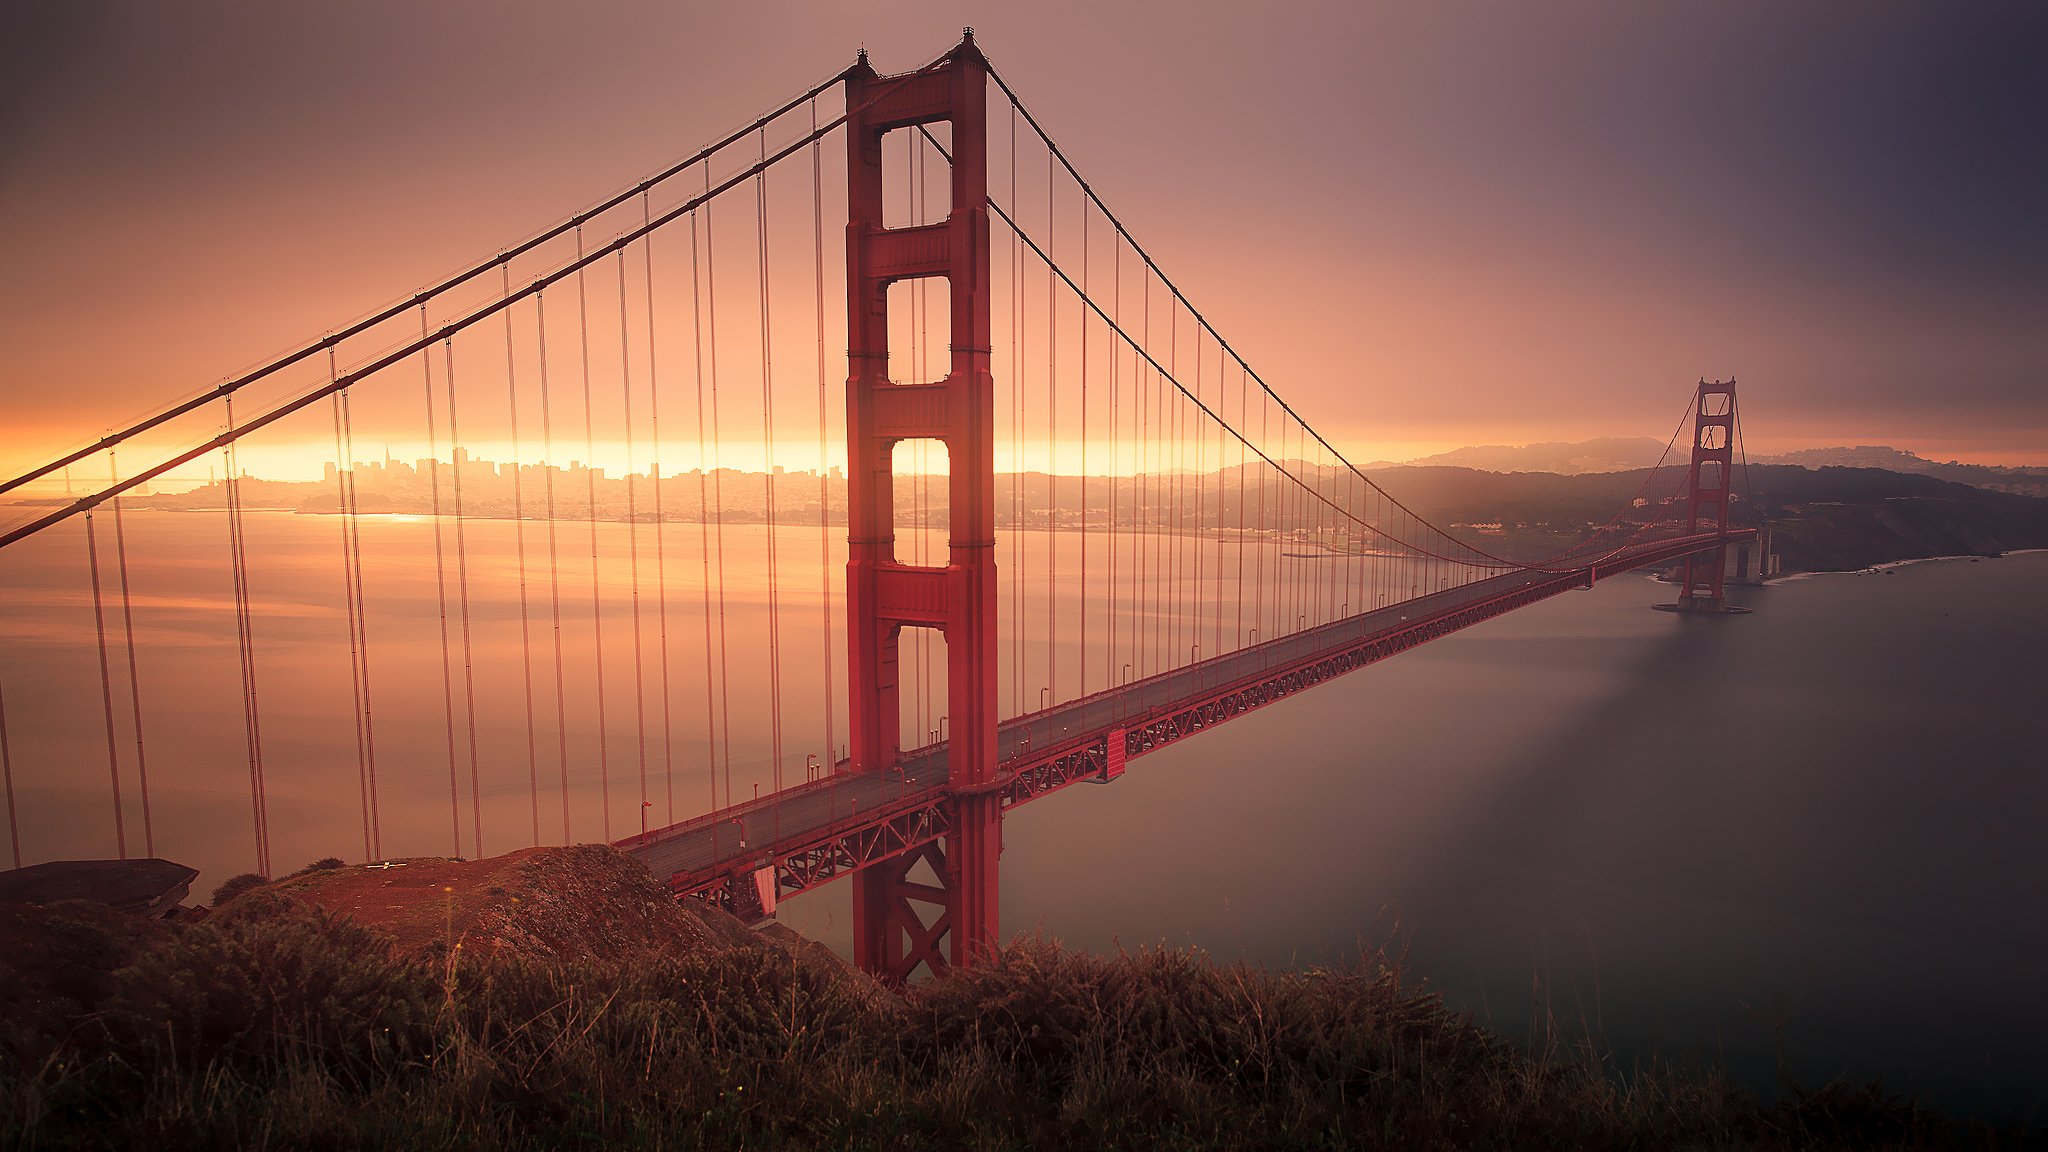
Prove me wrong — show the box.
[1671,378,1743,613]
[843,32,1000,982]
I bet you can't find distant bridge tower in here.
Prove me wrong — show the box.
[1674,378,1739,612]
[842,32,1000,982]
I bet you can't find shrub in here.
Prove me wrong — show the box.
[100,894,434,1074]
[210,872,268,905]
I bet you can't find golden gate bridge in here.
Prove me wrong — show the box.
[0,32,1751,984]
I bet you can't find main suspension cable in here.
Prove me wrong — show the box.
[915,124,1511,574]
[976,67,1543,572]
[1,107,863,553]
[0,62,860,500]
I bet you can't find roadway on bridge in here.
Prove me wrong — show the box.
[624,555,1608,888]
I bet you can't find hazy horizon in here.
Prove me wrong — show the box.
[5,1,2047,486]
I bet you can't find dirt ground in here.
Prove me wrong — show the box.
[260,845,820,966]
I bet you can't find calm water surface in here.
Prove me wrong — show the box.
[794,550,2048,1120]
[3,511,2042,1118]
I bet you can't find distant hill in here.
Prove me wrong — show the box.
[1388,437,1670,475]
[1749,445,2048,496]
[1381,439,2048,497]
[1363,462,2048,573]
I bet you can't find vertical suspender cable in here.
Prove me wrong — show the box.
[1078,192,1088,697]
[1009,105,1024,722]
[331,386,374,862]
[505,266,541,847]
[1235,363,1247,652]
[106,452,153,856]
[812,102,837,772]
[644,193,678,825]
[444,339,484,859]
[618,251,650,832]
[1245,389,1261,647]
[575,227,613,842]
[1171,305,1187,668]
[1106,237,1118,689]
[341,390,380,858]
[704,166,737,812]
[758,129,785,821]
[223,399,269,875]
[537,291,574,844]
[1187,327,1196,660]
[422,308,463,857]
[0,677,18,868]
[1142,275,1157,676]
[86,512,128,859]
[1044,141,1057,708]
[1137,288,1151,678]
[691,205,720,812]
[909,139,926,742]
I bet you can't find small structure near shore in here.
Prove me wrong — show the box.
[0,858,199,918]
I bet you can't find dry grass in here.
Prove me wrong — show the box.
[0,857,2033,1151]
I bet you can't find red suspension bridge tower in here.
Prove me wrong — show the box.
[1663,377,1746,614]
[842,34,1000,979]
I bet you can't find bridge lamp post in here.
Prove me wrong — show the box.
[1041,685,1050,712]
[940,715,949,741]
[1123,661,1132,685]
[640,800,653,844]
[805,753,820,782]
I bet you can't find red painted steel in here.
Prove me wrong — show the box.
[648,531,1752,920]
[843,32,999,982]
[1677,379,1738,610]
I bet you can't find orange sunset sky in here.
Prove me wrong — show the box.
[3,0,2044,484]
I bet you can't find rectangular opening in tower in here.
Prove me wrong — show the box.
[894,436,951,565]
[887,277,952,386]
[880,123,954,231]
[898,625,950,756]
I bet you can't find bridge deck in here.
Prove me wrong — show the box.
[623,531,1748,905]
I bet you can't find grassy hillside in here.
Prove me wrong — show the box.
[1,848,2031,1151]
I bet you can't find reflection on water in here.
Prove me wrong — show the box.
[3,510,2043,1119]
[961,552,2044,1120]
[0,508,1438,871]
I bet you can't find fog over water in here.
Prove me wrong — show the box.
[3,511,2042,1119]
